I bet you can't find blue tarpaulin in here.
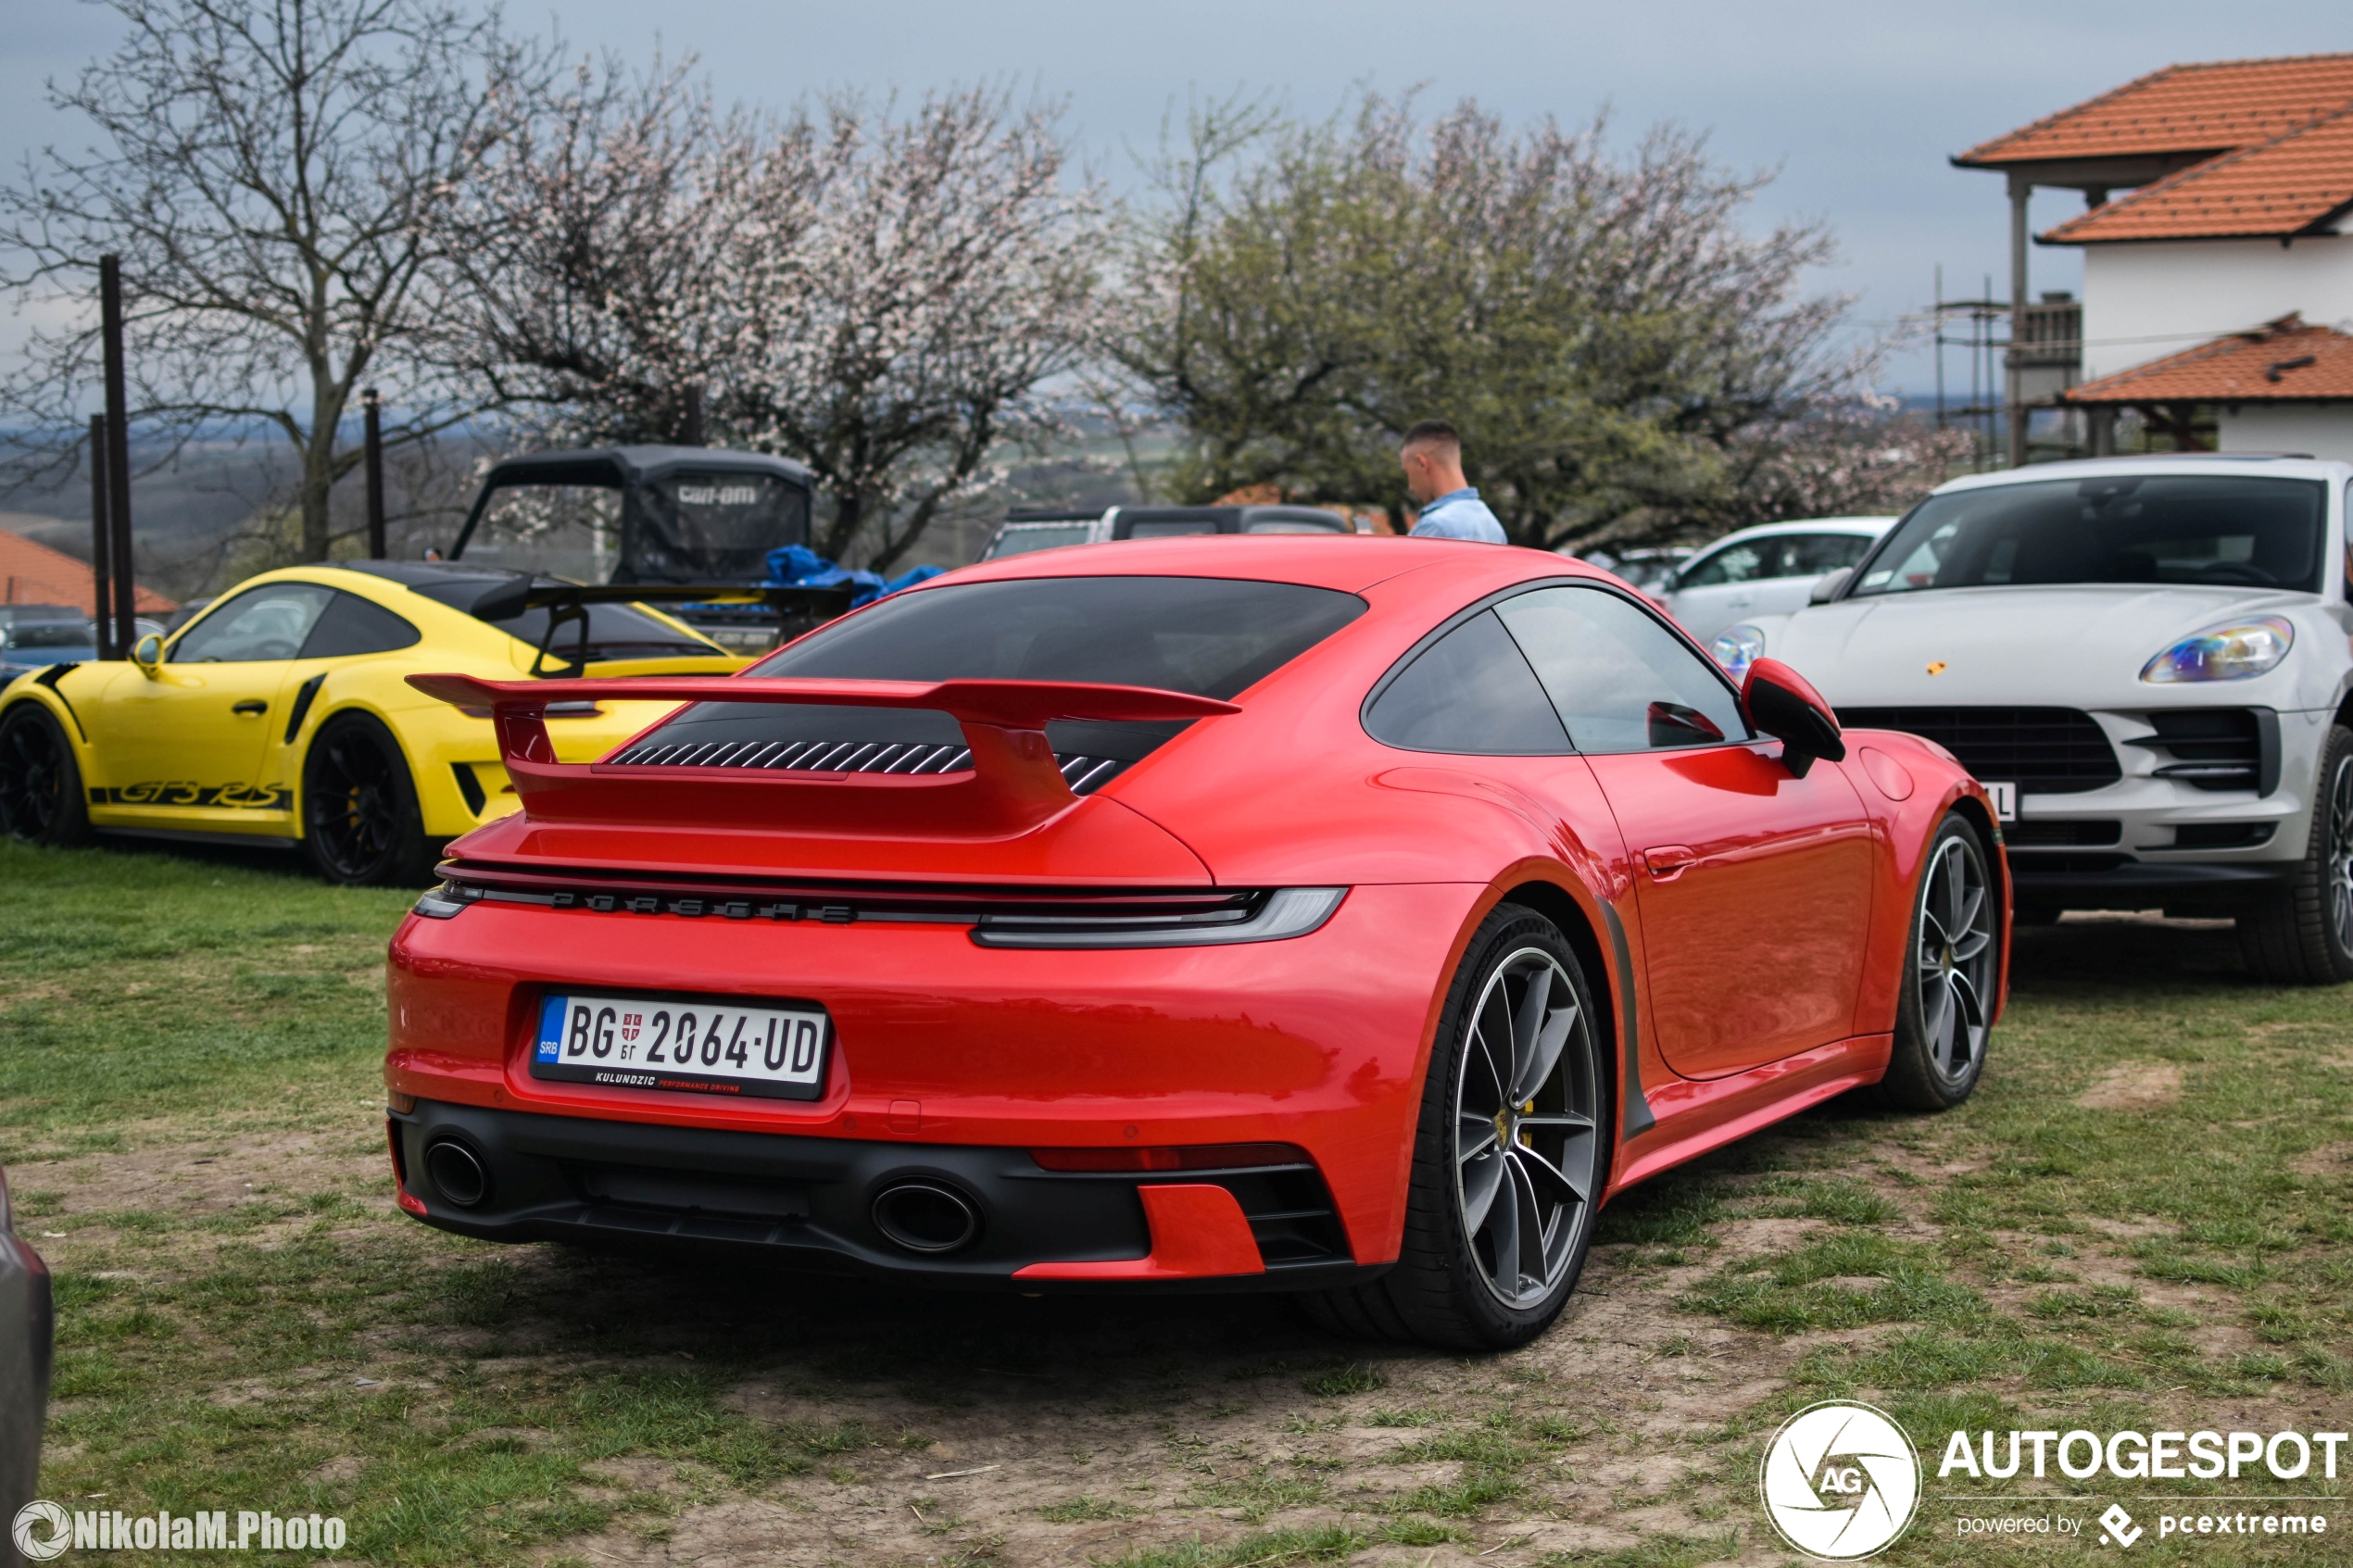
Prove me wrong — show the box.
[763,545,942,608]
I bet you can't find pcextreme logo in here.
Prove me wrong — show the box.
[1759,1399,1923,1560]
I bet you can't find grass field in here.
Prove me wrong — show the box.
[5,835,2350,1565]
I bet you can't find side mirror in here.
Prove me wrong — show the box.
[1742,657,1844,778]
[132,633,165,676]
[1807,567,1854,605]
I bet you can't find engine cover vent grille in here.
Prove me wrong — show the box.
[606,737,1126,795]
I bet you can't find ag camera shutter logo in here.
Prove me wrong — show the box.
[13,1500,70,1562]
[1759,1400,1921,1559]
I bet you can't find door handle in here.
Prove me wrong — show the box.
[1642,845,1698,882]
[232,700,268,717]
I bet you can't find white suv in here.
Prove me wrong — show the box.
[1712,456,2353,983]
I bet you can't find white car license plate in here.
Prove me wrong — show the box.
[531,993,829,1100]
[1983,781,2017,822]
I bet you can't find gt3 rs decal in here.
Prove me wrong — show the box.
[89,781,293,810]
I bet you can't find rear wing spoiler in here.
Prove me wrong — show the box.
[406,673,1239,837]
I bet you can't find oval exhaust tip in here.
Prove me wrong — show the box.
[423,1138,490,1209]
[872,1181,980,1254]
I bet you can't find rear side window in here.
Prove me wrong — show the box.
[298,592,421,659]
[1492,585,1749,753]
[1677,540,1779,587]
[1364,611,1569,754]
[1785,533,1877,573]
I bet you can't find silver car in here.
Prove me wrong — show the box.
[1656,517,1893,644]
[1714,456,2353,982]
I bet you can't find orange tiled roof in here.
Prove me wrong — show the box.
[1957,53,2353,167]
[2058,316,2353,405]
[0,527,177,616]
[2046,103,2353,242]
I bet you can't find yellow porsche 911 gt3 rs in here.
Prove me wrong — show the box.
[0,561,748,884]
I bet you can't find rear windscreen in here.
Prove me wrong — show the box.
[407,581,717,663]
[459,484,623,583]
[635,473,809,580]
[986,524,1096,558]
[1854,475,2327,596]
[647,575,1366,763]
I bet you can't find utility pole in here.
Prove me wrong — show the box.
[87,415,112,659]
[680,383,705,447]
[99,255,136,655]
[362,388,387,559]
[2006,173,2031,469]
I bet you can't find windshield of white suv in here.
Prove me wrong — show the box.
[1851,474,2327,596]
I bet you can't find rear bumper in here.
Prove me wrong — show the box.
[390,1100,1374,1293]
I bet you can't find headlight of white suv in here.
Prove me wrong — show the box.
[2139,616,2295,684]
[1710,623,1765,680]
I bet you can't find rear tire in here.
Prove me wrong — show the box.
[301,712,434,886]
[0,703,92,847]
[2236,725,2353,985]
[1306,904,1609,1350]
[1876,813,1997,1111]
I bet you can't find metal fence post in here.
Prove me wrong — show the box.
[88,414,112,659]
[99,255,136,653]
[363,388,386,559]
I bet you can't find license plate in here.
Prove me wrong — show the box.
[531,993,830,1099]
[1983,781,2017,822]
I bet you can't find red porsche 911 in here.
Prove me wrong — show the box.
[384,536,2007,1349]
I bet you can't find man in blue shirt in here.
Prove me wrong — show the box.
[1401,420,1507,543]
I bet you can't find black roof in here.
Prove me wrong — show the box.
[478,445,815,490]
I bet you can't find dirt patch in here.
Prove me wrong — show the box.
[2074,1061,2183,1110]
[2291,1141,2351,1176]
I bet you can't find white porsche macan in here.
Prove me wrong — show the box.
[1711,455,2353,984]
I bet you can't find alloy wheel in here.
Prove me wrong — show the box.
[1915,833,1995,1085]
[308,729,403,879]
[2329,755,2353,960]
[0,715,61,838]
[1452,947,1600,1310]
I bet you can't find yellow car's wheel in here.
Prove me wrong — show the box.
[0,704,92,847]
[301,713,433,885]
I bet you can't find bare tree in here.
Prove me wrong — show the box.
[449,78,1109,571]
[0,0,550,561]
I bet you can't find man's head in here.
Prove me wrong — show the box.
[1400,419,1467,506]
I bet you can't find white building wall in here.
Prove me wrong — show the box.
[2078,235,2353,378]
[2216,405,2353,462]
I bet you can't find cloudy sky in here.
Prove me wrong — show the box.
[2,0,2344,394]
